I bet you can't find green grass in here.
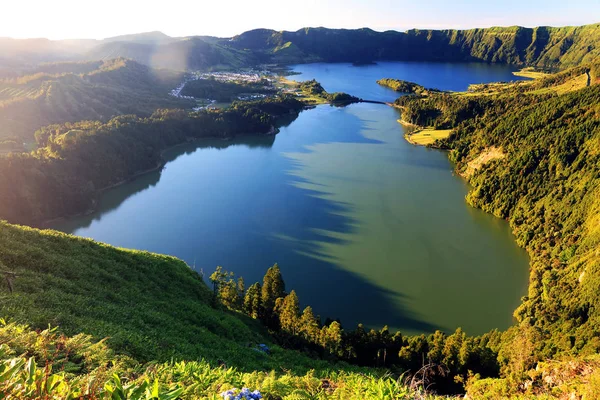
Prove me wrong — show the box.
[512,68,550,80]
[0,221,449,399]
[406,128,453,146]
[0,321,443,400]
[530,72,590,95]
[0,221,350,373]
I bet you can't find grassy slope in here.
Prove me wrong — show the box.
[1,323,441,400]
[406,128,453,146]
[0,220,335,372]
[0,221,449,399]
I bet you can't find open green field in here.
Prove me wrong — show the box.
[512,68,550,79]
[406,128,453,146]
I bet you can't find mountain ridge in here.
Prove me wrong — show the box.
[2,23,599,72]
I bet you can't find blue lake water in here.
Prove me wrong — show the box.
[53,62,529,335]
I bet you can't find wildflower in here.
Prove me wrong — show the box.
[219,387,262,400]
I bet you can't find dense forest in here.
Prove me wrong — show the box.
[0,96,304,225]
[388,64,600,396]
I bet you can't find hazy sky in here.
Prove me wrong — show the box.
[2,0,599,40]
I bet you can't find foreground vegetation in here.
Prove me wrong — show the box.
[0,221,443,399]
[0,323,439,400]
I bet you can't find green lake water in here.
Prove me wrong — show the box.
[53,62,530,335]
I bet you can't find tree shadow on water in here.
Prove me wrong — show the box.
[266,174,442,335]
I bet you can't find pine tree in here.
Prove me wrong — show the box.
[243,282,262,319]
[209,266,227,306]
[236,277,245,310]
[324,321,343,357]
[260,264,286,321]
[279,290,300,335]
[299,306,320,342]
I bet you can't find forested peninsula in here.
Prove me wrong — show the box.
[0,96,304,226]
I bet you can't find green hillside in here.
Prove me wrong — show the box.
[229,24,600,68]
[0,221,442,399]
[0,58,191,141]
[390,65,600,396]
[0,96,305,226]
[0,221,318,369]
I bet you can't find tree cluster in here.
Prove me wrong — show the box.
[210,264,504,394]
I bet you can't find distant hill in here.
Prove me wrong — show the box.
[87,37,258,71]
[2,23,599,73]
[102,30,176,45]
[229,24,600,68]
[0,58,190,140]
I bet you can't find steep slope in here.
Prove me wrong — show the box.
[393,69,600,395]
[0,220,328,371]
[0,58,190,141]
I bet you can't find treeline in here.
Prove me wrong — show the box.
[180,77,276,101]
[0,96,304,226]
[210,264,504,394]
[394,91,552,128]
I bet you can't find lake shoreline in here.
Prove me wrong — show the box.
[51,62,530,334]
[40,127,283,228]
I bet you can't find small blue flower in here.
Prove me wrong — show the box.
[220,388,262,400]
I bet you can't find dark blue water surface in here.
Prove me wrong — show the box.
[289,61,524,101]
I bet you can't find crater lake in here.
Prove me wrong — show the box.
[52,62,530,335]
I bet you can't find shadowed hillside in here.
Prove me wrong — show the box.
[87,37,258,71]
[0,58,191,141]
